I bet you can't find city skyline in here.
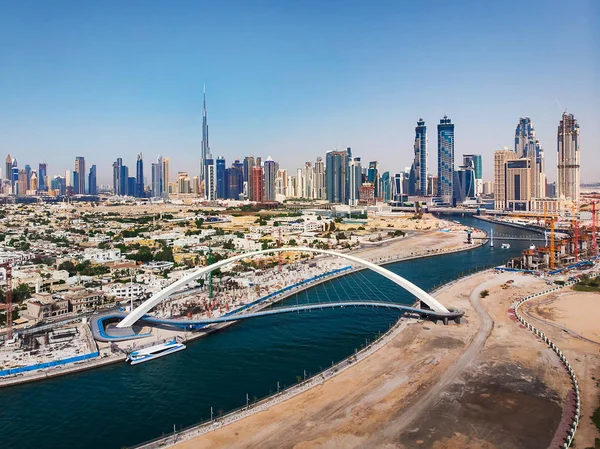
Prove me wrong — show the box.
[1,1,598,184]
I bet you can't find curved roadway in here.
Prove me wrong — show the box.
[91,302,464,342]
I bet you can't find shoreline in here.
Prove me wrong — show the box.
[0,230,485,390]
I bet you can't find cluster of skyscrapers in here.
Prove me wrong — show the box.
[0,88,581,210]
[494,112,580,212]
[2,155,96,197]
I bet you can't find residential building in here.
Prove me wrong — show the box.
[251,166,263,202]
[505,158,531,211]
[411,119,427,195]
[74,156,85,194]
[264,157,277,201]
[314,157,325,199]
[494,147,517,209]
[325,149,349,204]
[557,111,580,201]
[205,158,216,200]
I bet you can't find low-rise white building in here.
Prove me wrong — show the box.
[83,248,122,263]
[106,283,147,299]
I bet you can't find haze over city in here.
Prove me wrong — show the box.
[1,0,599,183]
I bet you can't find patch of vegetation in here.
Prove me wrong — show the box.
[573,274,600,292]
[480,289,489,298]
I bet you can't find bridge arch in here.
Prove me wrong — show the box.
[117,247,450,328]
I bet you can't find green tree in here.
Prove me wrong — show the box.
[58,260,77,275]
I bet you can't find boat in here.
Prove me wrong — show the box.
[126,339,186,365]
[501,243,510,249]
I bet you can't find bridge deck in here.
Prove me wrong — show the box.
[91,302,464,342]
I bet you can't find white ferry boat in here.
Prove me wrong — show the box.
[501,243,510,249]
[126,339,186,365]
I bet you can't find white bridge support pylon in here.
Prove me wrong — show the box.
[117,247,450,329]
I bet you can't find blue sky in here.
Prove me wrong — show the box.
[1,0,598,184]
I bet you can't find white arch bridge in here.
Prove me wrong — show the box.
[93,247,462,341]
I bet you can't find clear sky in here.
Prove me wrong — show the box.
[1,0,598,184]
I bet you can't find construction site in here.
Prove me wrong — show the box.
[506,201,599,273]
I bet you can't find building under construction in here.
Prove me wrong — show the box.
[512,203,598,272]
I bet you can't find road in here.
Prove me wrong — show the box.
[374,273,495,442]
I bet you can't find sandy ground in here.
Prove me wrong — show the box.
[529,291,600,342]
[173,271,568,449]
[526,288,600,447]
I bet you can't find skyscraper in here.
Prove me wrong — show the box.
[136,153,144,198]
[38,162,48,191]
[411,119,427,196]
[151,161,162,198]
[75,156,86,194]
[5,155,11,181]
[17,169,27,196]
[243,156,255,200]
[200,86,211,197]
[453,164,475,205]
[325,149,349,204]
[226,166,243,199]
[557,112,580,201]
[505,159,531,211]
[161,157,171,198]
[11,158,18,194]
[437,116,454,204]
[463,154,482,196]
[120,165,129,196]
[367,161,379,197]
[216,157,227,199]
[263,157,277,201]
[113,158,122,195]
[348,157,362,206]
[24,164,31,188]
[205,158,216,200]
[381,171,391,202]
[493,147,517,210]
[251,166,263,202]
[393,173,404,202]
[88,165,97,195]
[515,118,545,198]
[314,157,325,199]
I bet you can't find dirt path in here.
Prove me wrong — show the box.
[370,275,495,443]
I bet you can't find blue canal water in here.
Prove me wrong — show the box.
[0,216,538,449]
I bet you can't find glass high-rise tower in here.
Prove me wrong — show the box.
[437,116,454,204]
[136,153,144,198]
[411,119,427,196]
